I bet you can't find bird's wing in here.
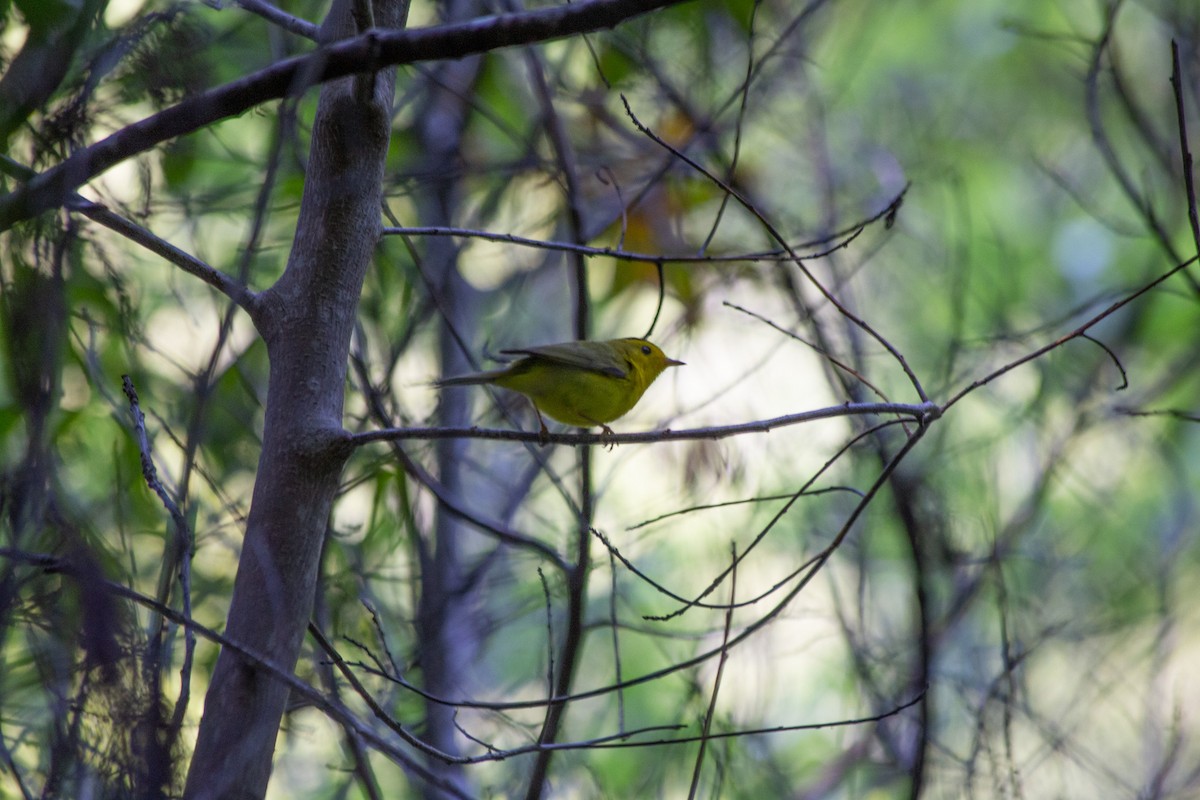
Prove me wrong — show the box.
[501,341,627,379]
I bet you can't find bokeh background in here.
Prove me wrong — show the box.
[2,0,1198,797]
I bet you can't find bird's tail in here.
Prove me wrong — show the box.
[434,369,507,388]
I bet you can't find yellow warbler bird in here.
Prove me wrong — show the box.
[437,337,683,440]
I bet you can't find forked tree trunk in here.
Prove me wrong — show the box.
[182,0,405,796]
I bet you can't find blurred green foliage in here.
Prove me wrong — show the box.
[2,0,1199,797]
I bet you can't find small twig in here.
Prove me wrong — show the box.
[620,95,927,402]
[1079,333,1128,390]
[644,262,667,339]
[1084,8,1199,292]
[381,224,862,264]
[343,635,391,682]
[551,691,927,750]
[86,199,259,311]
[453,712,502,755]
[1170,40,1200,262]
[687,543,737,799]
[599,421,903,621]
[608,548,626,734]
[363,600,402,676]
[230,0,319,39]
[0,155,257,314]
[538,568,556,706]
[627,486,864,531]
[120,375,197,739]
[943,257,1197,412]
[121,376,190,545]
[1115,407,1200,423]
[724,300,895,405]
[308,623,470,765]
[696,0,760,257]
[592,526,794,614]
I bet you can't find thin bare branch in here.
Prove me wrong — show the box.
[347,401,940,448]
[687,544,736,799]
[943,257,1197,412]
[230,0,320,39]
[1170,40,1200,261]
[382,223,864,263]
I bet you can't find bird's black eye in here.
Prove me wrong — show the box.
[641,345,652,355]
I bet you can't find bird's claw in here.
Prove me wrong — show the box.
[598,424,616,450]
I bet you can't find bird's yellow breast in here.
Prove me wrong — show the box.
[492,361,643,426]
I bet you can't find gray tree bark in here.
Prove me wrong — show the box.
[181,0,407,796]
[413,28,485,796]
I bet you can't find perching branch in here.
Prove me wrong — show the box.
[347,401,940,449]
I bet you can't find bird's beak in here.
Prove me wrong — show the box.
[665,358,685,367]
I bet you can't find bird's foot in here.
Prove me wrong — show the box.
[598,424,616,450]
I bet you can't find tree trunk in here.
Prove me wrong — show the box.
[412,6,486,792]
[181,0,405,796]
